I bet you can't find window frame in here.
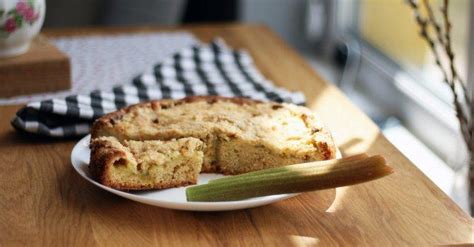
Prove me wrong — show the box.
[332,0,472,168]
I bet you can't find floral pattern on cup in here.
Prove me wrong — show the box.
[0,0,39,36]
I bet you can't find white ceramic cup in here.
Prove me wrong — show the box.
[0,0,45,57]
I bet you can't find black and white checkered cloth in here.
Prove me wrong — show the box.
[11,39,305,137]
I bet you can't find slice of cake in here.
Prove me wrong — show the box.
[90,96,336,190]
[90,136,204,190]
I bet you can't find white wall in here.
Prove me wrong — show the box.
[239,0,312,51]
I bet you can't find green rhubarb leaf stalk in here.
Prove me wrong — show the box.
[186,155,393,202]
[208,154,369,184]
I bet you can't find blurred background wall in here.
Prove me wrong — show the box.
[43,0,315,51]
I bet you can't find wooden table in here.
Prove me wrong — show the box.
[0,24,472,246]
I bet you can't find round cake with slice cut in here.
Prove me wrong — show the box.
[90,96,336,190]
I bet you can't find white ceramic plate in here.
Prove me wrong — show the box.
[71,135,301,211]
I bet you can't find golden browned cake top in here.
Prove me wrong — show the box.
[92,96,335,160]
[91,136,203,167]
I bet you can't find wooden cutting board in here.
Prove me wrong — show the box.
[0,35,71,97]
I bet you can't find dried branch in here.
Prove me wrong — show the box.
[407,0,473,214]
[407,0,450,86]
[422,0,445,45]
[441,0,471,118]
[423,0,471,108]
[407,0,472,148]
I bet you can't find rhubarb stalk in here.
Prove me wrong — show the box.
[186,155,393,202]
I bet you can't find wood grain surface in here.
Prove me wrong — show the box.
[0,35,71,97]
[0,24,472,246]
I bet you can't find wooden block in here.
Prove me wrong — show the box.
[0,34,71,97]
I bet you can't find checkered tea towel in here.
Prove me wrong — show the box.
[11,39,306,137]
